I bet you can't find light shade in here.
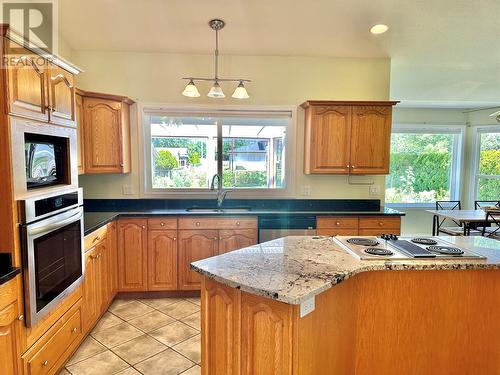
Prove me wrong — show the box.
[182,80,200,97]
[370,24,389,34]
[207,81,225,98]
[232,81,250,99]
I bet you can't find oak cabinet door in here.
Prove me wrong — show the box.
[0,303,21,375]
[83,97,123,173]
[148,230,178,291]
[201,279,241,375]
[47,63,75,126]
[75,93,85,174]
[178,230,218,290]
[241,293,293,375]
[5,42,49,122]
[117,219,148,291]
[218,229,258,255]
[350,106,392,174]
[305,105,351,174]
[82,247,99,332]
[97,241,111,312]
[107,222,119,295]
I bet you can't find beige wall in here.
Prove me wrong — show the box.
[74,50,391,200]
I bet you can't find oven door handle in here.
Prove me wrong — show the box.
[27,210,83,236]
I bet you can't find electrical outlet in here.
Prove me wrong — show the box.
[302,185,311,196]
[369,185,380,195]
[122,184,135,195]
[300,296,315,317]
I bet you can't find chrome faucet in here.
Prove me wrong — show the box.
[210,174,230,208]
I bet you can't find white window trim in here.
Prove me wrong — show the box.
[386,123,465,209]
[137,102,297,199]
[469,125,500,204]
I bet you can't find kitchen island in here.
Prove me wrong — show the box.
[192,236,500,375]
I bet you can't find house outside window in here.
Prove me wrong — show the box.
[385,125,464,207]
[141,107,293,195]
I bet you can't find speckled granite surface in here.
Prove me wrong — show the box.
[191,236,500,305]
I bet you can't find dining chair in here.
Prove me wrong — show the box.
[481,209,500,239]
[434,201,465,236]
[474,200,500,209]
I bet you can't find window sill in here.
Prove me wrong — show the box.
[385,203,436,209]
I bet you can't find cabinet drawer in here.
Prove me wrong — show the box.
[317,217,358,229]
[148,218,177,230]
[0,276,18,310]
[359,217,401,229]
[317,228,359,236]
[26,305,82,375]
[84,225,108,250]
[179,217,257,230]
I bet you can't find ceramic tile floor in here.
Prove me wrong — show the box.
[61,297,202,375]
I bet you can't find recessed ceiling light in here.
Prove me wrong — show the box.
[370,24,389,34]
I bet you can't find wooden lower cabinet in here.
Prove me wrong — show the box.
[218,229,258,255]
[23,301,83,375]
[201,279,241,375]
[148,230,178,290]
[82,246,99,332]
[317,215,401,236]
[178,230,218,290]
[107,221,119,295]
[0,277,22,375]
[117,219,148,291]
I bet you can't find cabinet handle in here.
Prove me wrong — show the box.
[352,165,357,169]
[236,221,240,226]
[142,225,146,229]
[160,222,165,226]
[219,237,223,240]
[336,222,341,226]
[42,360,49,366]
[72,327,78,333]
[92,236,101,243]
[18,315,24,321]
[196,222,201,226]
[378,222,384,226]
[346,165,350,168]
[173,237,177,241]
[120,163,124,167]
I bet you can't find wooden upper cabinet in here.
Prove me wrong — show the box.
[304,105,351,174]
[4,42,49,122]
[301,101,398,175]
[47,63,75,126]
[81,91,133,174]
[178,230,218,290]
[117,219,148,291]
[148,230,178,291]
[75,93,85,174]
[350,106,393,174]
[219,229,258,255]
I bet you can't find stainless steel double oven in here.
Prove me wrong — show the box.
[20,188,84,327]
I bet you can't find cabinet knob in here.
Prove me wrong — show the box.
[72,327,78,333]
[160,222,165,226]
[196,222,200,226]
[173,237,177,241]
[42,360,49,366]
[18,315,24,321]
[214,237,218,241]
[352,165,357,169]
[236,221,240,226]
[219,237,223,240]
[142,225,146,229]
[336,222,341,226]
[378,222,384,226]
[120,163,124,167]
[92,236,101,243]
[346,165,350,168]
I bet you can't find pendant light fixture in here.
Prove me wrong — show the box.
[182,19,251,99]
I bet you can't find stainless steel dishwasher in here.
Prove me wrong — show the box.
[258,215,317,243]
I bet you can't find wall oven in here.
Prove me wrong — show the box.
[20,188,84,327]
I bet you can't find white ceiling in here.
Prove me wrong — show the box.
[59,0,500,102]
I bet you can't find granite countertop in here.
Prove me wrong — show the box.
[0,253,21,285]
[191,236,500,305]
[83,207,404,236]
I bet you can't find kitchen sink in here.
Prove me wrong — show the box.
[185,207,251,213]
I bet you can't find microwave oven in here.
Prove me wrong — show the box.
[24,133,68,189]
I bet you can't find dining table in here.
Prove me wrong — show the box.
[426,209,496,236]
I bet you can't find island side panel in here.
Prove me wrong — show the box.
[296,269,500,375]
[201,278,241,375]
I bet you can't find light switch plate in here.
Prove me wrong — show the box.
[122,184,135,195]
[300,296,315,317]
[369,185,380,195]
[302,185,311,196]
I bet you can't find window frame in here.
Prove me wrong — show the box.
[469,125,500,203]
[138,103,296,198]
[385,123,465,209]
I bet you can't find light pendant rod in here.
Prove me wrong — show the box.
[214,25,219,80]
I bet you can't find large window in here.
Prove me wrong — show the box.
[385,126,463,206]
[472,127,500,201]
[143,110,290,192]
